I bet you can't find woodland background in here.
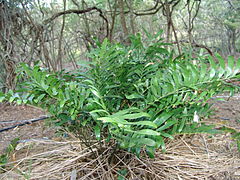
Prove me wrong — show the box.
[0,0,240,91]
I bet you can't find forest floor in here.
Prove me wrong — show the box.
[0,104,54,153]
[0,94,240,179]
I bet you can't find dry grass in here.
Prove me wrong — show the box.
[0,133,240,180]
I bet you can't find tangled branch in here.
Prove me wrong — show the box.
[43,7,109,39]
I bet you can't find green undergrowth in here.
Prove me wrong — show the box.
[0,138,19,172]
[0,32,240,157]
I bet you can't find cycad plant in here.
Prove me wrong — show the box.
[1,32,239,157]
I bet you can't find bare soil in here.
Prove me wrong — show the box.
[0,104,55,153]
[209,94,240,129]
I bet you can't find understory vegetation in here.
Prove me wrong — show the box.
[1,33,240,157]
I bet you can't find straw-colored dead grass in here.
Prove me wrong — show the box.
[0,133,240,180]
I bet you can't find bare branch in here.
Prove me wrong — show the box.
[43,7,109,38]
[134,6,163,16]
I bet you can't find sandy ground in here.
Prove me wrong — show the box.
[210,94,240,129]
[0,104,55,153]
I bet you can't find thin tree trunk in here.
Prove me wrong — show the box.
[118,0,130,44]
[82,0,91,37]
[232,30,236,54]
[171,22,181,54]
[165,2,171,43]
[129,0,135,35]
[56,0,66,71]
[108,0,117,42]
